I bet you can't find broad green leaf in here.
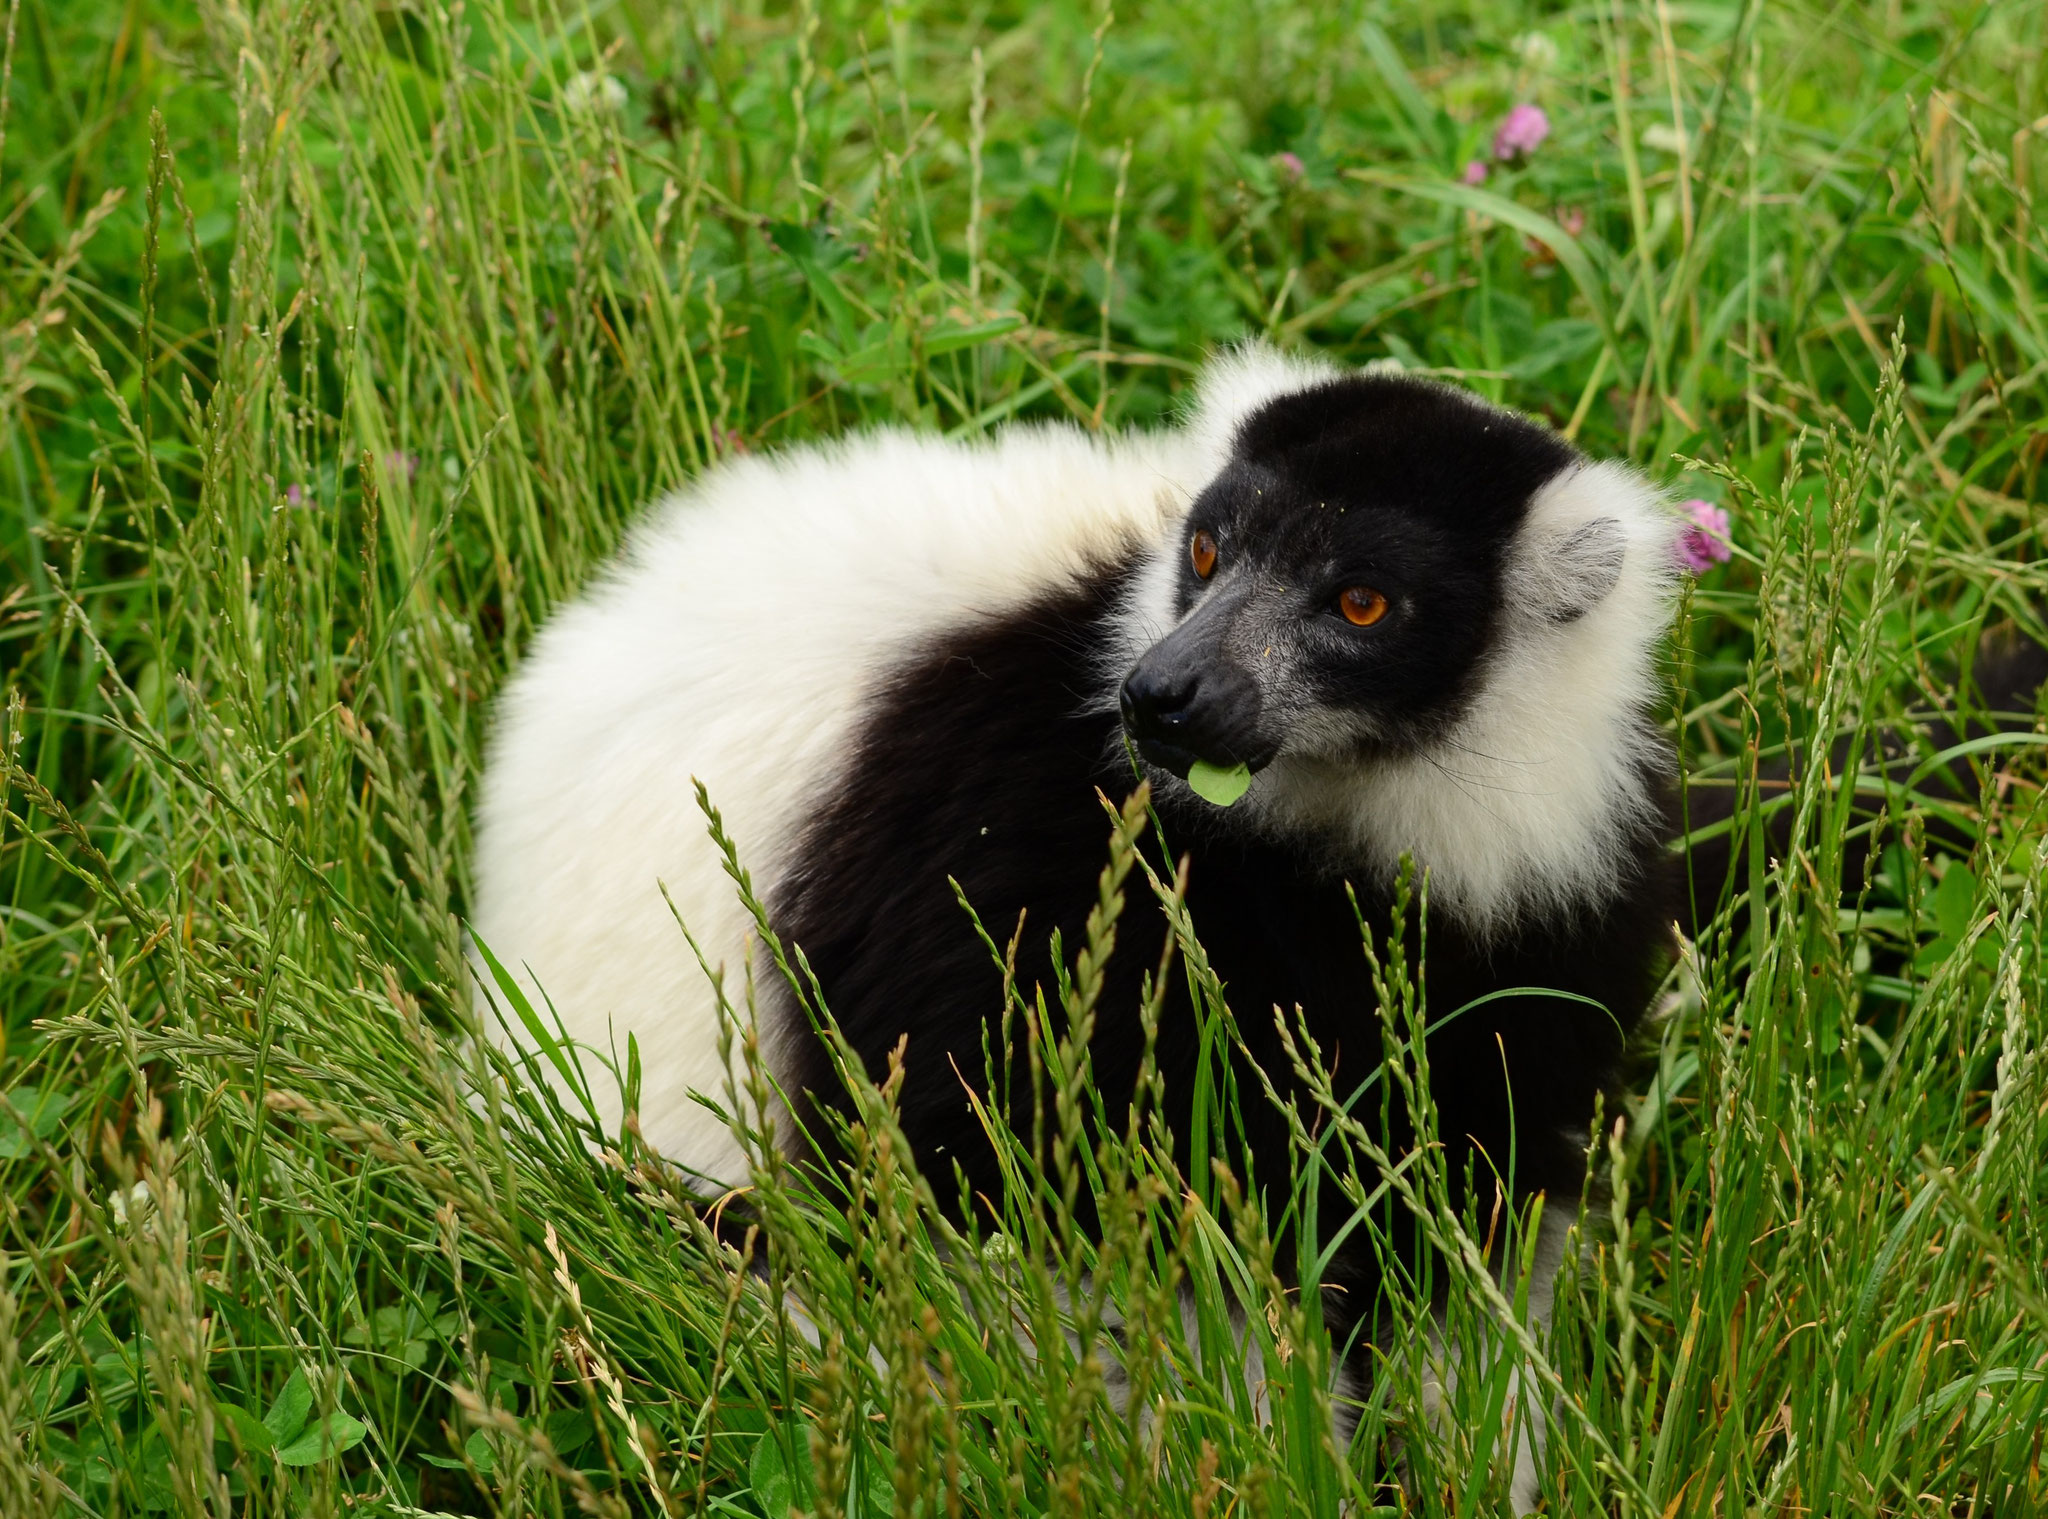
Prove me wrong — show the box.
[749,1420,815,1517]
[274,1410,368,1466]
[90,1350,141,1406]
[134,1425,178,1510]
[1931,861,1976,940]
[796,329,846,364]
[0,1087,74,1159]
[262,1368,313,1445]
[31,1366,79,1418]
[862,1456,892,1517]
[1508,318,1604,380]
[1894,1367,2046,1438]
[764,221,863,345]
[544,1409,594,1458]
[1186,759,1253,807]
[215,1399,273,1452]
[345,1302,442,1369]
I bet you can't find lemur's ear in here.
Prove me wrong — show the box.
[1519,515,1625,624]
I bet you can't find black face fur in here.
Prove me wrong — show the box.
[1120,376,1580,776]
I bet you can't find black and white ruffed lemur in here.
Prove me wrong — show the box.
[472,344,1688,1509]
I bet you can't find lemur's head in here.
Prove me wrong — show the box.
[1118,353,1677,926]
[1122,373,1626,776]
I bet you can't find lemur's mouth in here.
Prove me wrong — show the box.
[1118,653,1275,781]
[1131,734,1274,779]
[1134,736,1200,778]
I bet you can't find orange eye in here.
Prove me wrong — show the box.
[1190,529,1218,579]
[1338,587,1389,627]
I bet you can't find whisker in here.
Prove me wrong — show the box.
[1422,753,1560,801]
[1439,737,1546,769]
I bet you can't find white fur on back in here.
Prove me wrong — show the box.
[470,424,1216,1181]
[1178,343,1345,464]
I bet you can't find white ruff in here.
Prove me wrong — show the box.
[1116,352,1677,937]
[1237,457,1678,936]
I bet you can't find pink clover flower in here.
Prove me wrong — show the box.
[1674,499,1732,572]
[1492,103,1550,160]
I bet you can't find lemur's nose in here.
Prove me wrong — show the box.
[1119,666,1199,742]
[1119,660,1265,777]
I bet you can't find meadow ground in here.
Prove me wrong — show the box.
[3,0,2047,1514]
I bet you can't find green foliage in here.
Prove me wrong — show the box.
[1185,759,1254,807]
[3,0,2047,1515]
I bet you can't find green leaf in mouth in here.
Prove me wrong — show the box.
[1186,759,1253,807]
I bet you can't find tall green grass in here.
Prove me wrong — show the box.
[3,0,2045,1513]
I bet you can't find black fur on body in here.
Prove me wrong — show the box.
[771,378,1680,1369]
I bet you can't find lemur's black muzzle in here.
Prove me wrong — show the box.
[1120,667,1263,776]
[1120,599,1274,778]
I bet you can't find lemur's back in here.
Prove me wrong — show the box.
[469,420,1220,1183]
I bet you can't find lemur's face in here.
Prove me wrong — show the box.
[1121,376,1609,778]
